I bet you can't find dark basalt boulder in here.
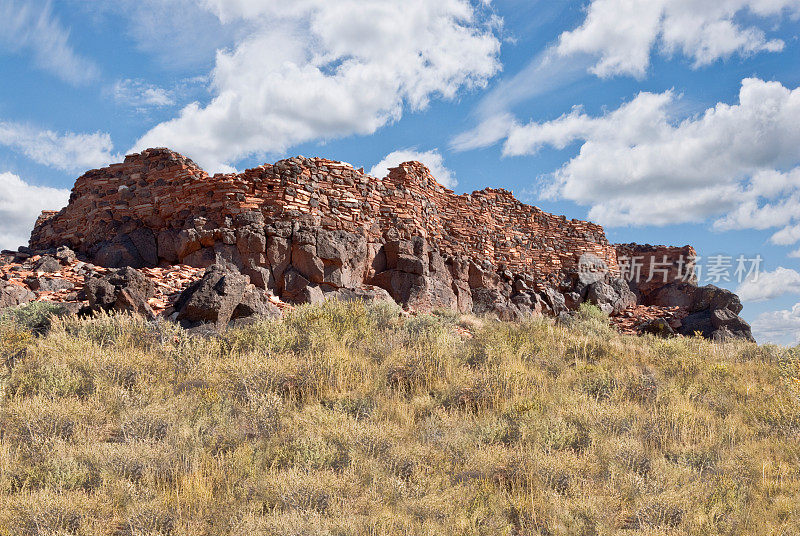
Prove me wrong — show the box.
[586,279,636,314]
[292,243,325,284]
[648,283,742,314]
[316,229,368,289]
[638,318,675,338]
[469,287,543,321]
[647,282,752,341]
[175,264,249,328]
[282,269,325,304]
[322,285,394,304]
[369,236,470,313]
[469,287,506,317]
[266,235,291,292]
[713,309,754,341]
[0,251,15,266]
[233,286,281,320]
[175,264,279,328]
[541,287,568,316]
[32,255,61,273]
[0,282,36,308]
[371,269,422,305]
[54,246,77,264]
[89,228,158,269]
[24,276,75,293]
[183,243,244,272]
[677,308,754,341]
[83,267,156,318]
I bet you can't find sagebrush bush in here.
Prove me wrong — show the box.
[0,302,798,535]
[1,301,65,335]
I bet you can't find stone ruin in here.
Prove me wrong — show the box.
[1,148,752,340]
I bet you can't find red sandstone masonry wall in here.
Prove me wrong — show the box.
[31,148,619,281]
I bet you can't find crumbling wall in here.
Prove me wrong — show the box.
[31,148,619,290]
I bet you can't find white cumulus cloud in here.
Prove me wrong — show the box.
[0,0,99,85]
[0,121,119,173]
[736,267,800,302]
[752,303,800,345]
[557,0,798,79]
[369,149,457,188]
[497,78,800,230]
[715,167,800,246]
[452,0,799,152]
[132,0,501,172]
[0,172,70,251]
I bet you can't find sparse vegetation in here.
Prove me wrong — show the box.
[0,301,798,535]
[1,302,66,336]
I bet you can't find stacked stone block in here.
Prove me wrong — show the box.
[30,149,620,310]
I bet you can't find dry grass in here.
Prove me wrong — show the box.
[0,301,798,536]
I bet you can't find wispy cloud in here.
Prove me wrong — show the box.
[450,48,592,151]
[105,0,235,70]
[109,79,176,110]
[0,0,99,85]
[0,120,118,173]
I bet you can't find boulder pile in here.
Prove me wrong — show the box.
[0,148,752,340]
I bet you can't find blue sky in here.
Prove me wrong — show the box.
[1,0,800,343]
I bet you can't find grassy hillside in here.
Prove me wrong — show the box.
[0,302,798,536]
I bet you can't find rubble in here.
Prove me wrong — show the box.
[0,250,206,316]
[611,305,686,336]
[83,267,157,318]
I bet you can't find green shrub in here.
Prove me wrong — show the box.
[567,302,613,337]
[575,302,608,322]
[2,301,65,335]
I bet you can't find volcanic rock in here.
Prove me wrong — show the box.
[83,267,156,318]
[174,264,249,328]
[32,255,61,273]
[0,283,36,308]
[637,318,676,338]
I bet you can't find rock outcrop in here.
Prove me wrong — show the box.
[0,282,35,309]
[0,148,753,339]
[615,245,753,341]
[28,148,625,320]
